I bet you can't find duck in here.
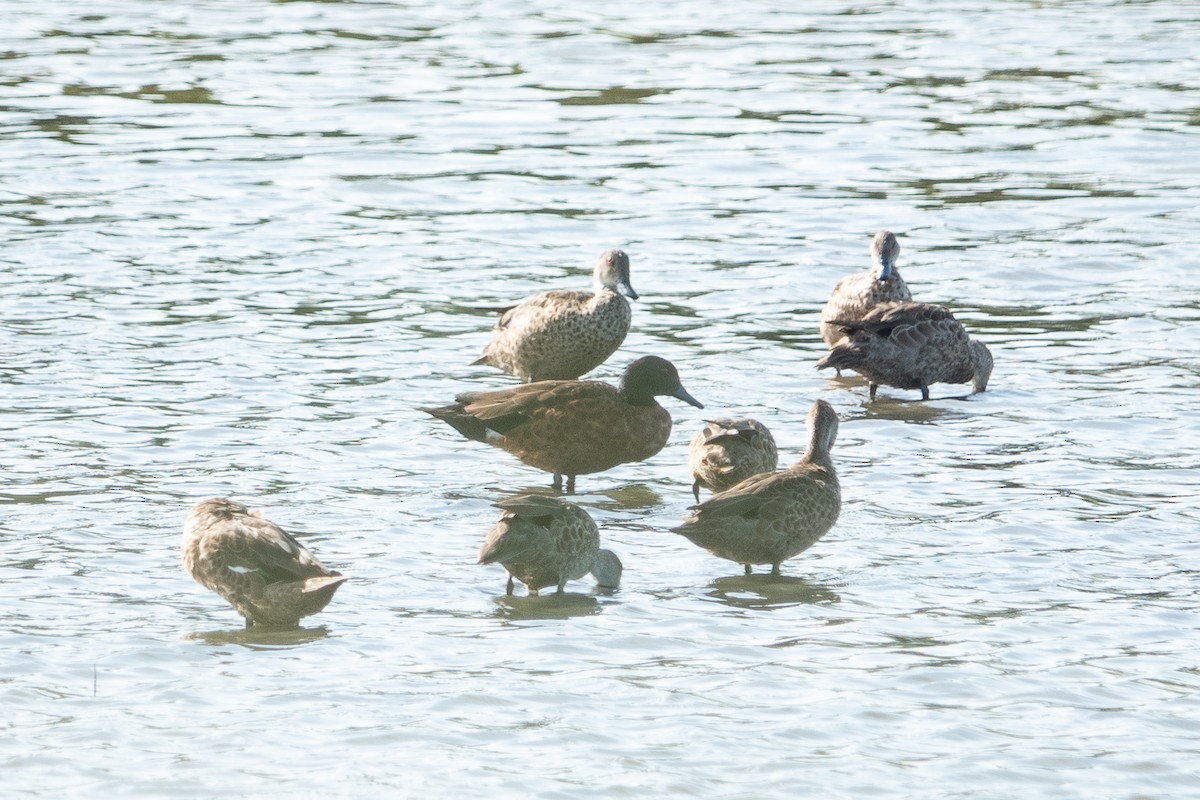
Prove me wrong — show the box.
[671,400,840,576]
[819,231,911,358]
[479,494,622,595]
[181,498,347,628]
[688,418,778,502]
[816,301,993,401]
[423,355,703,493]
[473,249,638,382]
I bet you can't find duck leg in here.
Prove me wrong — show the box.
[770,563,781,576]
[743,564,752,576]
[692,480,702,503]
[551,473,563,492]
[565,475,576,494]
[869,383,879,401]
[506,574,515,595]
[920,384,930,400]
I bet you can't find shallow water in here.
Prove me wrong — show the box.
[3,1,1200,796]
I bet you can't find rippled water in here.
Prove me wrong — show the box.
[3,1,1200,795]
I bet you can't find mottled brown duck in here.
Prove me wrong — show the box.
[478,494,622,595]
[423,355,703,492]
[688,418,778,502]
[473,248,638,382]
[816,301,993,401]
[672,400,841,576]
[819,230,911,358]
[181,498,347,628]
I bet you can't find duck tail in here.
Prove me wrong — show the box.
[822,318,869,335]
[301,574,349,597]
[420,404,492,443]
[816,344,865,374]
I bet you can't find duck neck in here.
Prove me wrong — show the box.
[617,381,659,407]
[802,428,833,468]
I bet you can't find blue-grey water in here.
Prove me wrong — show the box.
[3,1,1199,796]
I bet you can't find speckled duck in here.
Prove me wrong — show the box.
[687,418,778,502]
[819,230,911,354]
[672,400,840,576]
[474,248,638,382]
[817,301,993,401]
[182,498,347,628]
[478,494,622,596]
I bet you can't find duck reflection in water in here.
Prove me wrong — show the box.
[704,573,841,610]
[184,626,333,648]
[488,483,666,512]
[490,592,614,622]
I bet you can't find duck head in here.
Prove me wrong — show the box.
[871,230,901,283]
[594,249,638,300]
[619,356,703,409]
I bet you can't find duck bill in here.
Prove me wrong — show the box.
[672,386,703,409]
[876,255,894,282]
[618,279,639,300]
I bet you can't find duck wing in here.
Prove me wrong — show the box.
[496,290,593,329]
[495,494,575,519]
[213,514,336,584]
[685,470,793,520]
[478,498,570,565]
[456,380,614,434]
[827,302,956,339]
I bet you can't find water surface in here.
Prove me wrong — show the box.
[3,1,1200,796]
